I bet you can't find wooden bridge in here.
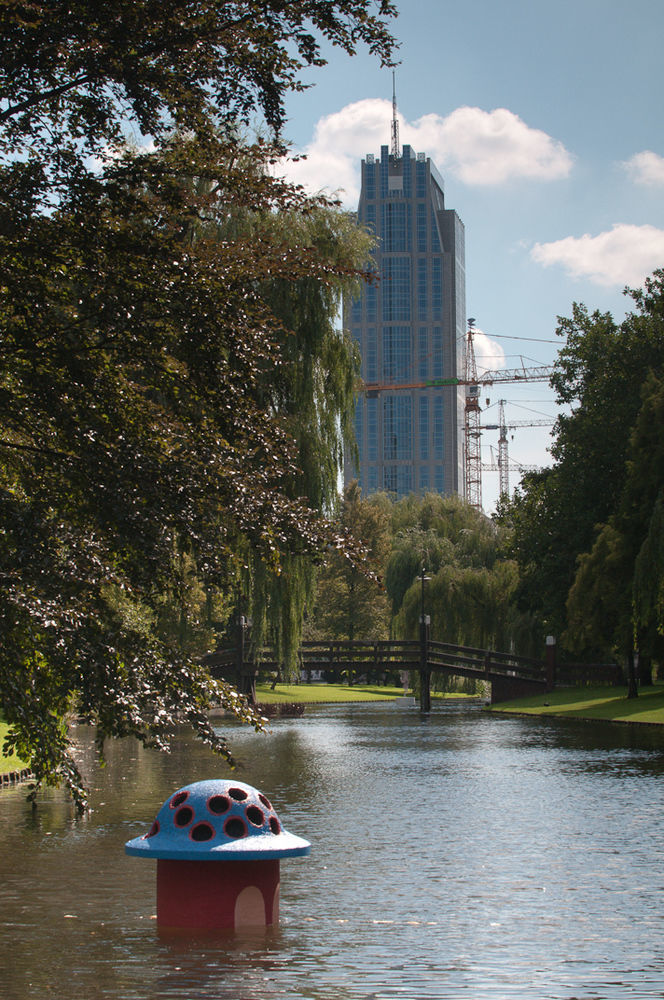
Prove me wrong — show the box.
[203,632,561,711]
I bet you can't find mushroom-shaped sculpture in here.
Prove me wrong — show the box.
[125,779,310,931]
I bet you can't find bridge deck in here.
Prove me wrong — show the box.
[204,637,552,707]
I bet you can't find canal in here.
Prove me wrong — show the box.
[1,701,664,998]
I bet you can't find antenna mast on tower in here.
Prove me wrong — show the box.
[390,71,400,158]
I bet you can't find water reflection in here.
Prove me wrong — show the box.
[1,703,664,998]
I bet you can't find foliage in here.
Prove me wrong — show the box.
[0,0,397,175]
[0,0,398,808]
[379,492,528,656]
[499,271,664,657]
[385,492,501,618]
[565,371,664,665]
[305,481,391,644]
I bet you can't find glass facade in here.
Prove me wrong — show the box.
[345,143,466,499]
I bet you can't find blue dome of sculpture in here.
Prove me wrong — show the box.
[125,779,311,862]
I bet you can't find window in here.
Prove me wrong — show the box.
[397,466,413,496]
[381,202,410,252]
[382,257,410,321]
[365,327,377,382]
[383,395,411,460]
[402,149,412,198]
[431,212,441,252]
[367,397,378,461]
[365,162,376,200]
[382,326,411,382]
[417,258,427,320]
[418,327,429,379]
[419,396,429,460]
[416,160,427,199]
[433,396,444,460]
[417,202,427,252]
[366,279,377,322]
[383,465,397,494]
[432,327,443,378]
[432,261,442,320]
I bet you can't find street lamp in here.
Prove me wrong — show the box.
[420,566,431,626]
[419,567,431,713]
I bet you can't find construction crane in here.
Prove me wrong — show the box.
[483,451,540,497]
[360,325,555,512]
[464,318,482,510]
[481,399,555,498]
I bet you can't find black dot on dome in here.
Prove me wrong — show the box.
[228,786,248,801]
[170,791,188,809]
[145,820,160,838]
[190,823,214,842]
[224,817,247,839]
[208,794,230,815]
[246,805,264,827]
[258,793,272,810]
[174,806,194,827]
[269,817,281,835]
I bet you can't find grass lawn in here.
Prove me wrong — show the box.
[487,684,664,725]
[0,717,31,773]
[255,683,409,704]
[254,683,479,705]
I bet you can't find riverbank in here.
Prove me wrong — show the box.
[256,682,408,705]
[487,683,664,725]
[255,682,477,705]
[0,719,30,781]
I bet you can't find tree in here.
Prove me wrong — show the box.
[499,272,664,654]
[0,1,398,808]
[382,492,526,657]
[306,481,391,647]
[565,372,664,685]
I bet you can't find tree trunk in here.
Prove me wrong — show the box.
[627,648,639,699]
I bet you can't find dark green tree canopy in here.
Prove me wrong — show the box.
[0,0,398,808]
[500,271,664,659]
[1,1,397,169]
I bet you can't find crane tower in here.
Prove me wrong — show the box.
[463,319,482,510]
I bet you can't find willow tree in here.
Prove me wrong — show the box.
[191,189,373,670]
[0,0,398,807]
[305,481,391,649]
[388,493,525,657]
[385,493,502,617]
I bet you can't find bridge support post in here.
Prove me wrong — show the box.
[237,615,256,706]
[419,616,431,713]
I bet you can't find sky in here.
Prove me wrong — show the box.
[278,0,664,513]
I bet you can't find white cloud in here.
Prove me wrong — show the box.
[410,106,573,186]
[281,99,573,204]
[621,150,664,187]
[469,327,506,374]
[531,224,664,287]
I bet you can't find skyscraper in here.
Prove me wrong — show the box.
[344,131,466,499]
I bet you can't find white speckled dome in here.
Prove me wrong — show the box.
[125,779,311,861]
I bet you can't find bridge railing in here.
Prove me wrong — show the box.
[204,639,422,676]
[427,641,545,680]
[298,639,420,673]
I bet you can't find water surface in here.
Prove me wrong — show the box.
[1,701,663,998]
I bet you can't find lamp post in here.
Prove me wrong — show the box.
[419,567,431,713]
